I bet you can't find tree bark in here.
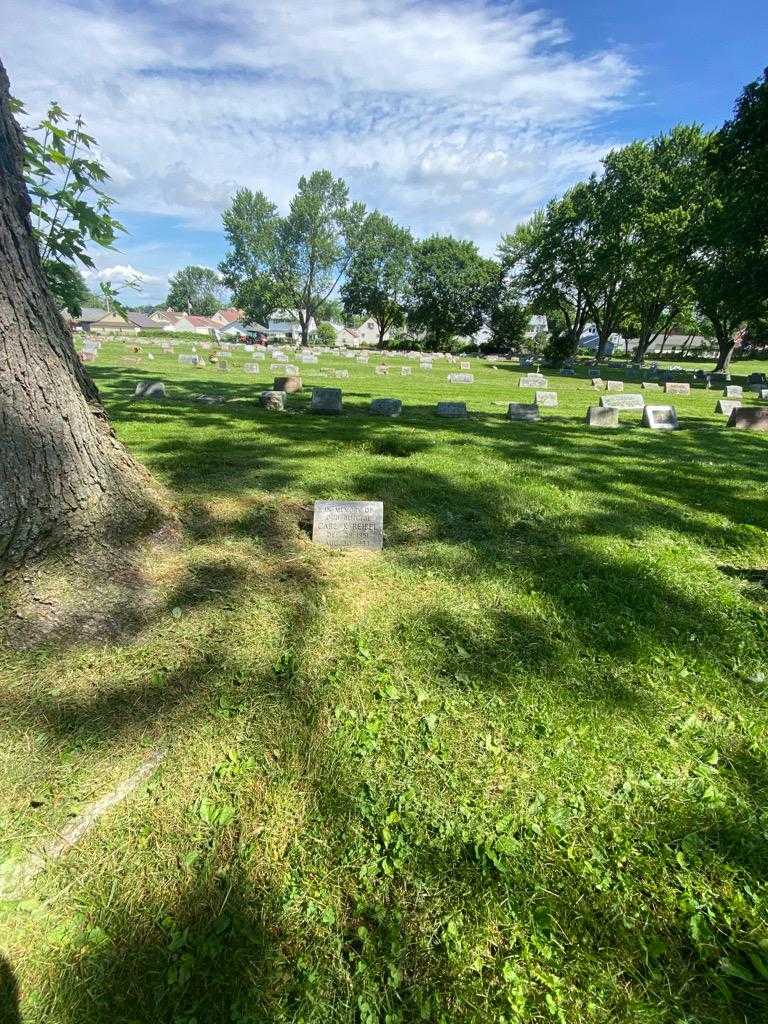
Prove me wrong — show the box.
[0,58,165,569]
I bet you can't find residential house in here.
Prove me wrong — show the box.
[211,307,245,327]
[220,320,267,339]
[127,312,156,330]
[72,307,138,335]
[267,310,317,341]
[149,308,183,326]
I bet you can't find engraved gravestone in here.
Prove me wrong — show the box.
[436,401,467,418]
[665,382,690,396]
[369,398,402,417]
[716,399,741,415]
[725,385,743,399]
[507,403,540,421]
[591,377,604,388]
[311,387,343,414]
[605,380,624,393]
[448,373,474,383]
[312,500,383,551]
[460,361,471,370]
[519,374,547,388]
[586,405,619,428]
[642,405,678,430]
[727,407,768,432]
[599,393,645,410]
[401,366,412,376]
[535,391,558,407]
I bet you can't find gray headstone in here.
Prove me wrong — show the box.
[642,405,678,430]
[591,377,605,388]
[311,387,343,414]
[586,405,619,428]
[760,389,768,401]
[605,380,624,393]
[273,375,303,393]
[716,399,741,415]
[519,374,547,388]
[507,403,540,421]
[664,382,690,396]
[243,362,261,373]
[642,381,661,391]
[436,401,467,418]
[312,500,383,551]
[535,390,558,407]
[194,394,226,405]
[369,398,402,417]
[727,407,768,431]
[447,373,474,383]
[134,380,166,399]
[599,393,645,410]
[260,390,286,411]
[725,385,743,399]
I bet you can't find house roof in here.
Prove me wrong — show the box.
[78,306,108,322]
[217,307,245,323]
[188,315,221,329]
[127,312,155,328]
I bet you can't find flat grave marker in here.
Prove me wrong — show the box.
[312,500,383,551]
[447,373,474,383]
[311,387,343,414]
[369,398,402,417]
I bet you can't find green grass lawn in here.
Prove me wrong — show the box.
[1,341,768,1023]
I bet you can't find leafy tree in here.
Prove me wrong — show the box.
[501,207,590,362]
[220,171,366,345]
[342,211,413,347]
[681,68,768,370]
[601,127,708,364]
[315,321,337,346]
[14,97,123,316]
[166,265,225,316]
[487,291,529,353]
[407,236,498,350]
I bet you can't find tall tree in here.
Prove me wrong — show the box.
[220,171,366,346]
[682,68,768,370]
[601,127,708,364]
[341,211,413,347]
[501,206,590,362]
[166,265,225,316]
[407,236,498,350]
[0,58,164,570]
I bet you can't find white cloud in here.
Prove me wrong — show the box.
[3,0,639,264]
[85,264,163,284]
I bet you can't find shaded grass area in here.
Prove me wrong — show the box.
[1,344,768,1022]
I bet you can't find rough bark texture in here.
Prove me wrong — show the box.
[0,58,166,570]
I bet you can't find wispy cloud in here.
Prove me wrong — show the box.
[4,0,638,294]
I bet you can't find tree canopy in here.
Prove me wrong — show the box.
[166,265,225,316]
[342,211,413,347]
[220,171,366,345]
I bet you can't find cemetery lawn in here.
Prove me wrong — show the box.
[2,344,768,1024]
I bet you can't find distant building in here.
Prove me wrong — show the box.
[71,306,138,335]
[267,310,317,341]
[220,320,267,339]
[211,307,245,326]
[127,312,155,330]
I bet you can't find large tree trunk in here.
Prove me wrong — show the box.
[713,333,737,371]
[0,59,166,570]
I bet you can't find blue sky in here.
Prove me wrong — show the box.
[3,0,766,304]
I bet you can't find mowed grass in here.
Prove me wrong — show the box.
[1,342,768,1023]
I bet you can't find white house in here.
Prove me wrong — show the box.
[267,310,317,340]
